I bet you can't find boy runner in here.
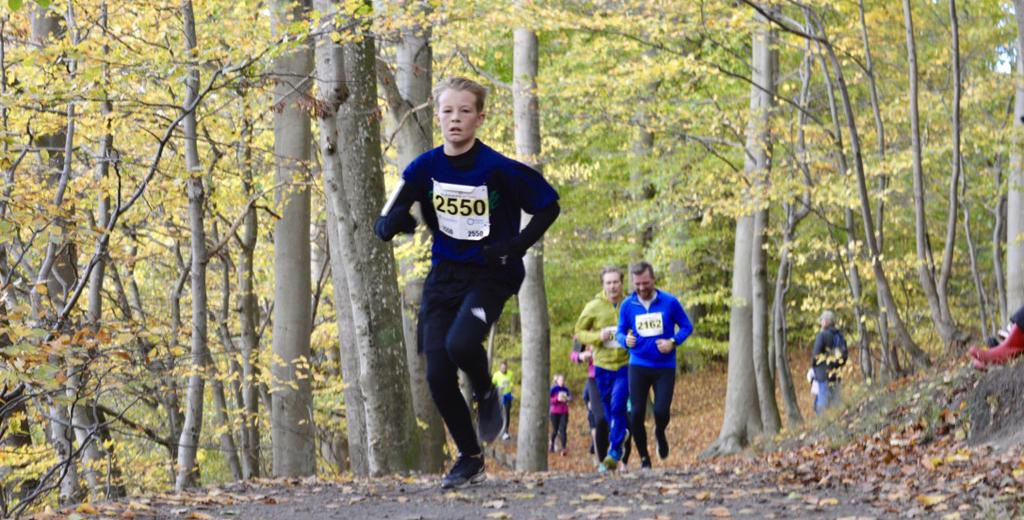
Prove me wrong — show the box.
[375,77,560,489]
[616,261,692,468]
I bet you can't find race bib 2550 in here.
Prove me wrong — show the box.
[432,180,490,241]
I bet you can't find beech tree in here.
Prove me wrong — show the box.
[269,0,316,477]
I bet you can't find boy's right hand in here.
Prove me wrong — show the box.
[625,330,636,348]
[374,213,416,241]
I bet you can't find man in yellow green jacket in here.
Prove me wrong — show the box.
[574,266,630,471]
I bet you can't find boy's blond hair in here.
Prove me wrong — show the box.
[433,77,488,112]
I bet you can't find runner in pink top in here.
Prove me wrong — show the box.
[548,374,572,455]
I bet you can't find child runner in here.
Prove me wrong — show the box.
[375,77,560,489]
[492,360,514,440]
[549,374,572,455]
[617,261,693,469]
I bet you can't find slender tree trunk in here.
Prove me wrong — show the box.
[176,0,212,490]
[771,41,813,428]
[311,9,370,474]
[328,2,419,474]
[962,165,993,336]
[856,0,889,380]
[236,118,261,479]
[29,4,82,503]
[938,0,962,333]
[75,4,125,499]
[993,163,1008,325]
[813,28,871,369]
[903,0,962,348]
[1008,0,1024,314]
[513,15,550,472]
[214,252,245,480]
[269,0,316,477]
[324,197,369,475]
[748,17,780,436]
[772,224,803,427]
[165,243,188,477]
[377,0,446,473]
[812,11,930,370]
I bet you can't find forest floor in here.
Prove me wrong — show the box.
[32,355,1024,519]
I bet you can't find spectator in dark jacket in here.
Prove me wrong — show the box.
[811,310,847,415]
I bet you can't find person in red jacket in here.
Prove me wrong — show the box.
[969,305,1024,369]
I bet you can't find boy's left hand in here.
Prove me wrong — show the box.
[483,243,516,266]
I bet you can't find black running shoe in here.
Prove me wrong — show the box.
[440,454,486,489]
[656,429,669,460]
[476,386,503,443]
[640,456,652,469]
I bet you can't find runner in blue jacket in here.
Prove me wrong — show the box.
[615,261,692,468]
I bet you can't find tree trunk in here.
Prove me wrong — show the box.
[29,4,82,503]
[311,13,371,474]
[176,0,212,490]
[962,168,993,337]
[812,14,873,388]
[165,243,188,476]
[772,225,803,427]
[702,214,761,457]
[328,3,419,474]
[748,16,780,436]
[1009,0,1024,314]
[513,18,550,472]
[77,2,118,498]
[812,11,930,371]
[236,118,261,479]
[937,0,962,339]
[771,39,816,428]
[269,0,316,477]
[325,196,369,475]
[214,251,244,480]
[856,0,889,380]
[377,0,446,473]
[903,0,961,348]
[993,164,1008,325]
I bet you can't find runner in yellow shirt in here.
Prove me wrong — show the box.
[492,361,514,440]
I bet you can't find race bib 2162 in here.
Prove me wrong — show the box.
[635,312,664,338]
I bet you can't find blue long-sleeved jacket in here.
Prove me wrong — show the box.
[615,289,693,369]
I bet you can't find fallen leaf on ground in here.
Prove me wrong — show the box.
[916,494,948,507]
[581,493,605,501]
[76,504,98,514]
[706,506,731,517]
[482,500,506,509]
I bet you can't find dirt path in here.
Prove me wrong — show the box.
[81,465,893,520]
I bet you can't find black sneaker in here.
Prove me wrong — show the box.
[640,456,652,469]
[476,386,503,443]
[440,454,485,489]
[656,429,669,460]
